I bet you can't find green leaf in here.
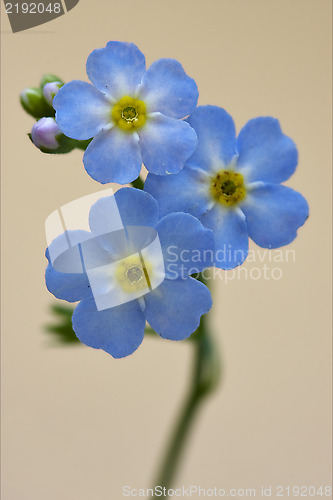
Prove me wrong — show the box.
[44,304,80,344]
[44,303,160,345]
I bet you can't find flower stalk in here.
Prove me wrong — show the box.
[151,275,220,498]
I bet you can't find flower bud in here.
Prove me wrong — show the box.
[31,117,61,151]
[42,81,63,106]
[20,87,53,119]
[40,74,64,88]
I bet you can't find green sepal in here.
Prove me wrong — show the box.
[28,132,77,154]
[54,133,79,154]
[40,74,64,88]
[76,138,93,150]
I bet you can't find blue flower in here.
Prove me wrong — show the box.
[53,41,199,184]
[145,106,309,270]
[45,188,214,358]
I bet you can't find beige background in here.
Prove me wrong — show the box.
[1,1,332,499]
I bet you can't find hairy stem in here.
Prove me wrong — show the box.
[151,304,220,498]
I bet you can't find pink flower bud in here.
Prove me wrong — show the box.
[42,81,63,106]
[31,117,61,150]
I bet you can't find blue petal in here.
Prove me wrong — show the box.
[185,106,237,172]
[236,117,298,183]
[46,230,92,274]
[53,81,111,140]
[45,263,92,302]
[200,206,249,269]
[45,230,110,301]
[138,113,197,175]
[89,188,158,260]
[139,59,198,119]
[88,188,159,256]
[114,188,159,227]
[156,213,214,278]
[240,184,309,248]
[86,41,146,100]
[144,167,211,219]
[89,188,158,232]
[83,128,142,184]
[144,278,212,340]
[72,298,146,358]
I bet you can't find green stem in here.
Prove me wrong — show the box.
[151,303,220,498]
[131,175,145,190]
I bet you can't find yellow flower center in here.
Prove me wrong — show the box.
[111,96,146,132]
[115,255,152,293]
[210,170,246,206]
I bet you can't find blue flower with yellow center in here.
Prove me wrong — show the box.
[53,41,199,184]
[145,106,309,269]
[45,188,214,358]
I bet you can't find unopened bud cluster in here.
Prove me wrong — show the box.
[21,74,77,154]
[20,73,63,119]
